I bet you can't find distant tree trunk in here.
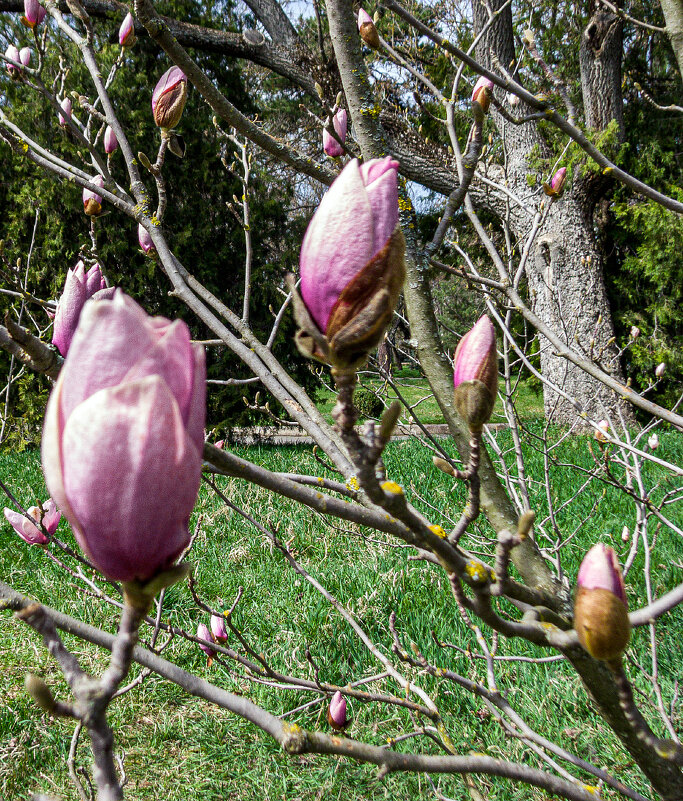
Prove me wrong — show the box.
[473,0,633,426]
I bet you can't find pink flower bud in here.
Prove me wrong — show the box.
[40,498,62,534]
[551,167,567,195]
[5,45,20,76]
[595,419,609,442]
[196,623,216,657]
[327,690,348,729]
[323,109,348,158]
[104,125,118,155]
[42,292,206,583]
[358,7,380,48]
[58,97,72,127]
[210,613,228,642]
[574,543,630,660]
[152,66,188,130]
[19,47,31,67]
[648,433,659,450]
[119,12,136,48]
[83,175,105,217]
[452,316,498,429]
[630,325,640,339]
[138,223,155,255]
[22,0,46,29]
[471,76,494,113]
[52,260,110,356]
[655,362,666,379]
[214,439,224,449]
[3,499,60,545]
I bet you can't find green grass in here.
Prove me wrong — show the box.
[314,370,544,425]
[0,427,681,801]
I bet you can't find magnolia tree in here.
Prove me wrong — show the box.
[0,0,682,800]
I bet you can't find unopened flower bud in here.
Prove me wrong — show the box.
[152,66,188,130]
[58,97,72,128]
[655,362,666,379]
[138,223,156,255]
[52,260,111,356]
[507,92,520,107]
[471,76,494,114]
[630,325,640,339]
[543,167,567,198]
[648,433,659,450]
[210,613,228,642]
[197,623,216,658]
[358,7,380,49]
[104,125,118,154]
[119,12,136,47]
[327,691,348,730]
[22,0,46,29]
[452,316,498,430]
[3,498,60,545]
[574,544,630,660]
[4,45,20,77]
[83,175,105,217]
[323,109,348,158]
[293,157,404,370]
[595,419,609,443]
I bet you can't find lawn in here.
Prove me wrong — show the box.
[0,426,681,801]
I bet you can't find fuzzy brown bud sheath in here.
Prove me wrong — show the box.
[574,544,630,661]
[152,67,188,130]
[358,8,380,48]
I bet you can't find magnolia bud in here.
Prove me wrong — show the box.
[58,97,72,128]
[655,362,666,379]
[152,66,188,130]
[210,613,228,643]
[83,175,105,217]
[323,109,348,158]
[358,8,380,49]
[327,691,348,730]
[630,325,640,339]
[22,0,46,29]
[119,12,136,47]
[648,433,659,450]
[104,125,118,155]
[595,419,609,443]
[138,223,156,255]
[507,92,520,107]
[4,45,20,77]
[453,316,498,430]
[197,623,216,658]
[471,76,494,114]
[574,544,630,660]
[543,167,567,198]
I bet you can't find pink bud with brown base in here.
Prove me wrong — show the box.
[327,691,348,730]
[211,613,228,642]
[574,544,630,661]
[471,76,494,113]
[358,8,380,49]
[452,315,498,429]
[58,97,72,128]
[323,109,348,158]
[83,175,105,216]
[543,167,568,198]
[197,623,216,659]
[152,66,188,130]
[104,125,118,154]
[293,157,405,370]
[52,260,110,356]
[21,0,46,29]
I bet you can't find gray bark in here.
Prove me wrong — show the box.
[473,0,632,426]
[660,0,683,82]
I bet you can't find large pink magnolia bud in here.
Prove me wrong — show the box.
[357,7,379,49]
[58,97,72,128]
[152,66,188,130]
[326,691,349,730]
[323,109,348,158]
[104,125,118,155]
[574,543,630,661]
[83,175,105,216]
[22,0,46,29]
[119,12,136,48]
[52,260,111,356]
[453,315,498,429]
[293,157,405,370]
[3,499,60,545]
[19,47,31,67]
[42,292,206,583]
[471,76,494,113]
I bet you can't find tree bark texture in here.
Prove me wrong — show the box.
[473,0,632,426]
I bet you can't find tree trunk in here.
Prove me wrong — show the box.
[472,1,633,426]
